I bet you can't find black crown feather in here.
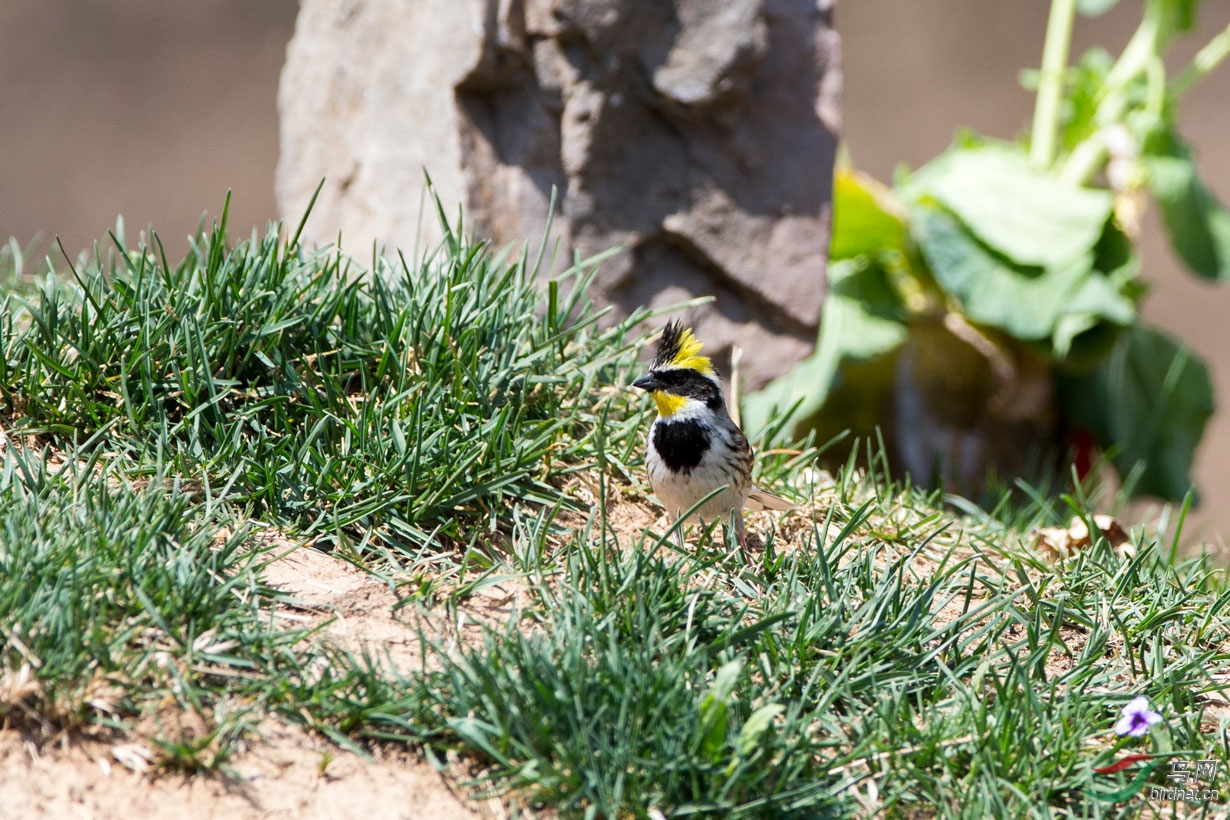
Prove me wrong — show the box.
[651,320,714,374]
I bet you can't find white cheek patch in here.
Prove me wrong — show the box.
[658,397,710,422]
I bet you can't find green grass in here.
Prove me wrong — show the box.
[337,471,1229,818]
[0,446,288,756]
[0,196,649,563]
[0,202,1227,816]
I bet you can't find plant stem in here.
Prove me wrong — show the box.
[1097,7,1161,107]
[1170,22,1230,97]
[1030,0,1077,168]
[1059,135,1106,186]
[1060,0,1169,184]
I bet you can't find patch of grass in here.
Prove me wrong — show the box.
[1,201,1227,818]
[0,195,666,764]
[0,445,289,753]
[332,463,1230,819]
[0,196,652,564]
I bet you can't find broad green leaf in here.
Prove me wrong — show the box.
[913,206,1130,343]
[741,258,908,438]
[1052,273,1137,358]
[822,259,910,360]
[1065,270,1136,325]
[1059,325,1213,500]
[1145,132,1230,281]
[908,146,1114,268]
[829,168,905,260]
[1053,313,1102,362]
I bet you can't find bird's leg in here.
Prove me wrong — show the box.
[735,511,750,560]
[672,513,685,550]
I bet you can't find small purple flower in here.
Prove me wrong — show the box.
[1114,696,1163,737]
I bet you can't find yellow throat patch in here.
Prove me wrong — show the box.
[652,391,689,417]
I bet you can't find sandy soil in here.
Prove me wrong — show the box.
[0,537,511,820]
[0,721,488,820]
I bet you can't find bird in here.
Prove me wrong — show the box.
[632,320,793,556]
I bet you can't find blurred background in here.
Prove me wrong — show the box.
[2,0,1228,542]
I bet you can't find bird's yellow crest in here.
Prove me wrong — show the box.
[653,321,714,375]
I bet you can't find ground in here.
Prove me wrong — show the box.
[0,490,663,820]
[0,722,484,820]
[1,538,499,820]
[3,485,1229,818]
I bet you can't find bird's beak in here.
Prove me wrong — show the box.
[632,373,660,392]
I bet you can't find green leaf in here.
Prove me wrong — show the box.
[696,661,741,763]
[1059,325,1213,500]
[736,703,784,756]
[741,258,908,438]
[1144,131,1230,281]
[1161,0,1198,32]
[908,146,1115,268]
[913,206,1131,343]
[822,259,911,360]
[829,168,906,260]
[1062,49,1115,151]
[1052,273,1137,358]
[447,717,514,766]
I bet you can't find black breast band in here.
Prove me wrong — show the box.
[652,418,710,473]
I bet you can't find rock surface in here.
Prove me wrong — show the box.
[278,0,841,387]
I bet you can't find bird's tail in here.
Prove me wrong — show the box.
[745,486,794,512]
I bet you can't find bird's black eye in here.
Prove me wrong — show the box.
[650,369,722,405]
[652,370,691,389]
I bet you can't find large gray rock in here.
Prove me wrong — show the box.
[277,0,841,388]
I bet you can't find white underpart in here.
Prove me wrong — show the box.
[645,395,750,525]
